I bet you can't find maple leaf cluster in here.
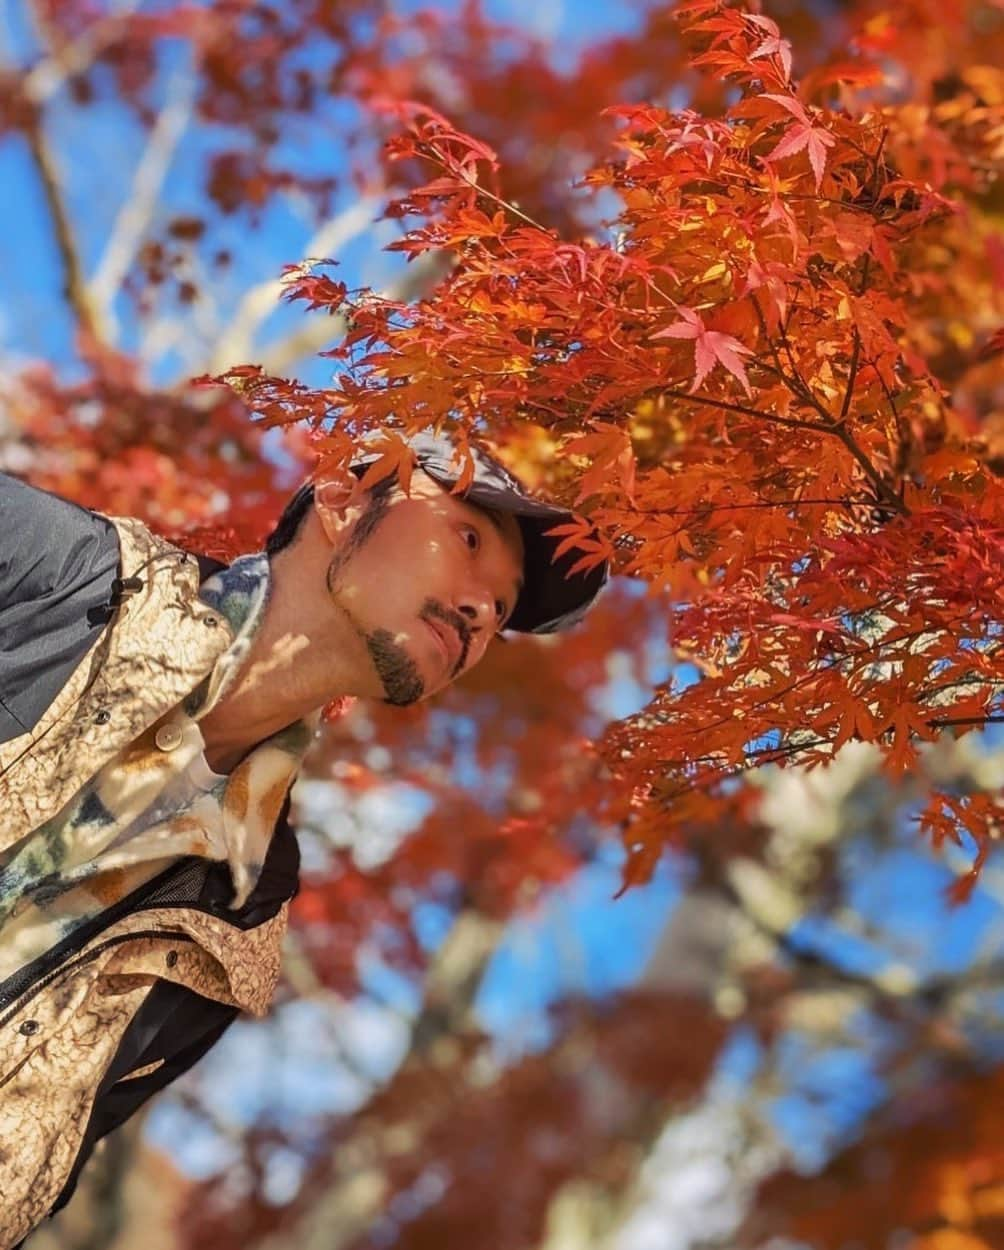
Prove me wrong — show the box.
[264,0,1004,891]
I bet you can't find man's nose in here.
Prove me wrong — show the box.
[457,586,495,633]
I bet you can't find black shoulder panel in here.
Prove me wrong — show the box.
[0,473,122,744]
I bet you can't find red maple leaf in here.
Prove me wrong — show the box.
[651,307,753,395]
[746,14,793,84]
[762,93,836,192]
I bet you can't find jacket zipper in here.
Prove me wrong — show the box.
[0,929,196,1029]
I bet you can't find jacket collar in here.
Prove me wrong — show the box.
[182,550,272,721]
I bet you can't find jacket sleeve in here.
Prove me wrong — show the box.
[0,473,122,744]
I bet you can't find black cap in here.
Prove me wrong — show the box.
[349,432,608,634]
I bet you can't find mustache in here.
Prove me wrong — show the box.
[420,599,472,676]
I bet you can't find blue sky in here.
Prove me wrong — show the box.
[5,0,1003,1220]
[0,0,651,387]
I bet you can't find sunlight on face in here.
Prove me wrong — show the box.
[324,473,524,706]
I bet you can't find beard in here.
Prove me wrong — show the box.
[326,534,427,708]
[324,492,471,707]
[363,627,425,706]
[340,598,470,708]
[326,580,428,707]
[324,491,427,706]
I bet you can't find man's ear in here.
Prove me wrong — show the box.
[313,475,363,544]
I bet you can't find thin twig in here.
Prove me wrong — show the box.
[251,250,453,379]
[658,386,825,432]
[839,327,861,424]
[206,195,383,374]
[930,716,1004,727]
[633,496,877,517]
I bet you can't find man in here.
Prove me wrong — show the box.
[0,431,606,1246]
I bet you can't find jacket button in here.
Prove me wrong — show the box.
[165,950,179,968]
[155,724,184,751]
[19,1019,39,1036]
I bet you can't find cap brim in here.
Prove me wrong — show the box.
[460,483,608,634]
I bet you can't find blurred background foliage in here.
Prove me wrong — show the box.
[1,1,1003,1248]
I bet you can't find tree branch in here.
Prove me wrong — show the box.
[89,63,196,337]
[22,0,141,108]
[15,0,150,348]
[751,283,907,516]
[251,904,504,1250]
[839,324,861,424]
[22,100,107,344]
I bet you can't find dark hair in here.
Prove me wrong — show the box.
[264,471,397,559]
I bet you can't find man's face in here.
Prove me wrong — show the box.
[318,472,525,706]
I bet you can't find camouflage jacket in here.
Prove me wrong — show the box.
[0,475,315,1247]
